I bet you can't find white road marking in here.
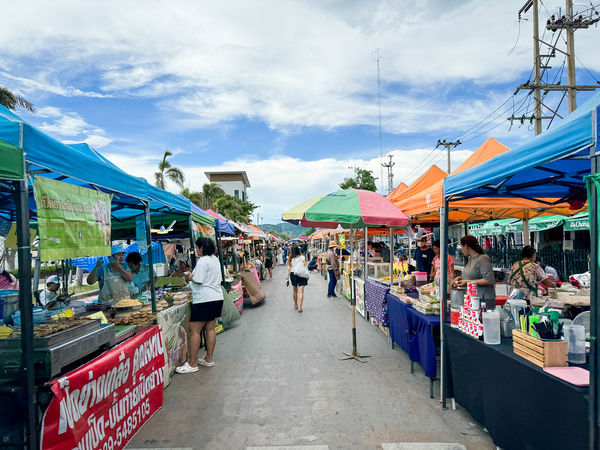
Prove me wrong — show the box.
[381,444,467,450]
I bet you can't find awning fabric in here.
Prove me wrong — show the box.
[204,209,235,235]
[564,212,590,231]
[0,139,24,180]
[445,90,600,202]
[469,218,520,236]
[0,107,149,202]
[469,214,569,235]
[187,200,216,228]
[387,165,447,208]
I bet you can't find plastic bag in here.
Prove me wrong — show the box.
[219,286,240,330]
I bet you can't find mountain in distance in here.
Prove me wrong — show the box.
[260,222,309,239]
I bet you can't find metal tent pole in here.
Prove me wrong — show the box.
[440,199,449,409]
[341,228,370,362]
[144,204,157,314]
[389,228,394,285]
[589,108,599,450]
[215,229,226,283]
[188,215,197,268]
[15,177,37,450]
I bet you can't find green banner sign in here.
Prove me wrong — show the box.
[564,213,589,231]
[34,177,112,262]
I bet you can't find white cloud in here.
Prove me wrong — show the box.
[35,106,113,147]
[1,1,596,134]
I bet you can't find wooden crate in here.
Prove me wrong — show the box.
[512,329,567,368]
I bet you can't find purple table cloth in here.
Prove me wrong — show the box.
[365,279,390,326]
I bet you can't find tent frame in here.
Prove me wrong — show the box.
[439,106,599,449]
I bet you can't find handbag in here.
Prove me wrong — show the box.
[292,256,310,279]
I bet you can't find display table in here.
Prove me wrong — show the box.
[387,293,440,397]
[367,261,390,279]
[445,325,589,449]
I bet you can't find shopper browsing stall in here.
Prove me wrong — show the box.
[431,239,455,284]
[509,245,556,302]
[452,236,496,310]
[326,241,339,298]
[176,237,224,374]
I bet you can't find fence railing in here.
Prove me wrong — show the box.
[450,246,589,281]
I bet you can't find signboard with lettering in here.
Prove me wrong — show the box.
[41,326,164,450]
[34,176,111,261]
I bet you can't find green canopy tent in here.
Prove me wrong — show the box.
[0,139,24,180]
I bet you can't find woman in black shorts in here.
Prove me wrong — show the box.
[176,237,224,374]
[286,245,308,312]
[265,247,274,279]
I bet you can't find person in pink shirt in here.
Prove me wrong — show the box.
[431,240,455,282]
[0,269,18,290]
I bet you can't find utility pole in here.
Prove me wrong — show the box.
[381,154,395,194]
[435,139,461,173]
[533,0,542,135]
[512,0,599,132]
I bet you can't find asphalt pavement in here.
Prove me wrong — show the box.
[127,264,494,450]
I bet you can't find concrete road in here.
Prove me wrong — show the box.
[128,265,494,450]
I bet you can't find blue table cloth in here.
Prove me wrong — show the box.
[386,293,440,379]
[387,294,419,361]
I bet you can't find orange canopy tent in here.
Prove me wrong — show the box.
[389,138,585,223]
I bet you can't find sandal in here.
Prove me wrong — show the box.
[298,308,303,313]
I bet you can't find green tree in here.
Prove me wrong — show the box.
[202,183,226,206]
[215,195,258,223]
[155,150,185,189]
[339,168,377,191]
[304,227,316,237]
[270,231,289,241]
[0,86,35,112]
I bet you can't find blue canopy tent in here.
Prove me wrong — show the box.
[0,106,205,448]
[438,90,600,448]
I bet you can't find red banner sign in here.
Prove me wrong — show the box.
[41,325,165,450]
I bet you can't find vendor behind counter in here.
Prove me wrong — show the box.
[509,245,556,303]
[87,245,133,304]
[38,274,60,307]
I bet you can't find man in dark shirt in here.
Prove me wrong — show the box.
[415,236,435,279]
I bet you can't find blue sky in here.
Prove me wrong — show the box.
[1,0,599,223]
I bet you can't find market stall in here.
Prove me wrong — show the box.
[438,90,600,449]
[0,105,225,449]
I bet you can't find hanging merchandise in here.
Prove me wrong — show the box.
[339,234,345,249]
[34,177,112,262]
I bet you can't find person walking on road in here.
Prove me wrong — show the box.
[286,245,308,312]
[176,237,224,374]
[326,241,339,298]
[265,247,274,279]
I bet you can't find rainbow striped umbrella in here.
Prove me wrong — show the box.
[282,189,409,228]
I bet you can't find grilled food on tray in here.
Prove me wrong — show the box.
[114,299,142,309]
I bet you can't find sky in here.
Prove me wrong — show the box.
[1,0,599,224]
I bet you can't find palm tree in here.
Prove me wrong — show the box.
[0,86,35,112]
[202,183,226,205]
[155,150,185,190]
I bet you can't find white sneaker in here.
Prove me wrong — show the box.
[175,362,199,373]
[197,357,215,367]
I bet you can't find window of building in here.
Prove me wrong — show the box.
[234,189,239,199]
[242,191,246,201]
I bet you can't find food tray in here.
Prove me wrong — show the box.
[0,319,101,348]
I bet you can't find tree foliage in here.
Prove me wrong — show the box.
[304,227,316,237]
[183,182,257,223]
[270,231,289,241]
[0,86,35,112]
[155,150,185,189]
[339,168,377,191]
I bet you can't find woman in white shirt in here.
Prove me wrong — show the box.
[286,245,308,313]
[176,237,224,374]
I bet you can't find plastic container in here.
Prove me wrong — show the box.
[0,292,19,322]
[414,272,428,282]
[467,282,478,296]
[564,324,586,364]
[450,307,459,328]
[13,307,47,326]
[510,299,528,327]
[483,311,501,345]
